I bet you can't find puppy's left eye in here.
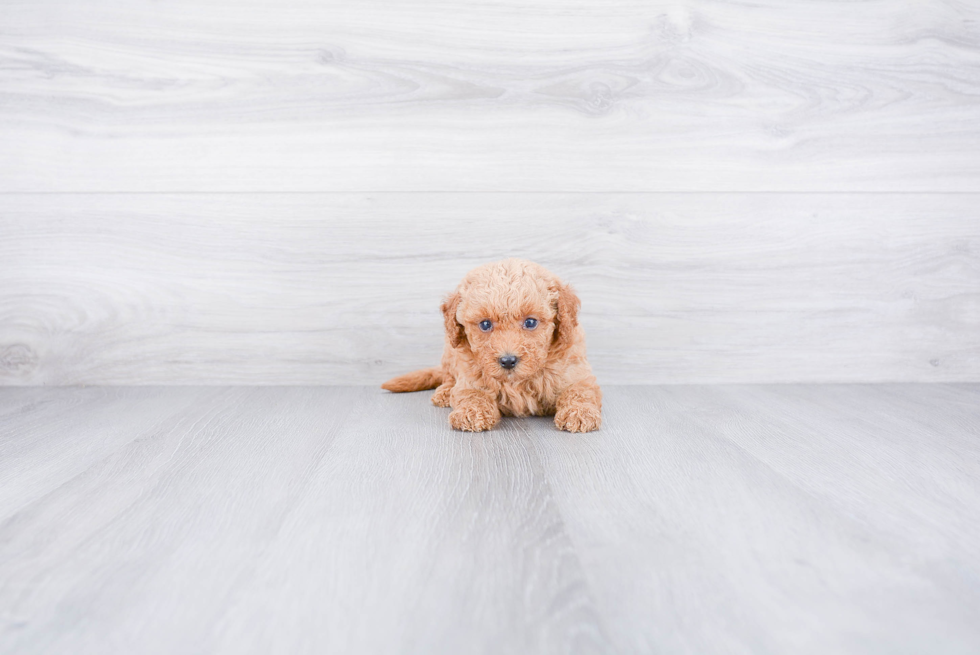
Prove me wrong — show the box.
[523,318,538,329]
[478,319,493,332]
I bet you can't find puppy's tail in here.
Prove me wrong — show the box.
[381,367,444,393]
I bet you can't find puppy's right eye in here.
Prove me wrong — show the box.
[478,319,493,332]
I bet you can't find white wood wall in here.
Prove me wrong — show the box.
[1,0,978,385]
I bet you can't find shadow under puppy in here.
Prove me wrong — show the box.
[383,259,601,432]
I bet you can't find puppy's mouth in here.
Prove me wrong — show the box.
[490,359,533,381]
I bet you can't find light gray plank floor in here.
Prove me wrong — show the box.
[0,385,978,654]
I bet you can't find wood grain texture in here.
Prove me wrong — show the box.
[2,193,978,385]
[0,386,610,655]
[527,384,980,654]
[1,0,979,192]
[1,384,978,653]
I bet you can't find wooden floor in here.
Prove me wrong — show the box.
[1,385,978,654]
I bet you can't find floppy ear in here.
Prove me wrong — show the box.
[441,291,467,349]
[551,283,581,357]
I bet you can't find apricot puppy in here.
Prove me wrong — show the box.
[383,259,601,432]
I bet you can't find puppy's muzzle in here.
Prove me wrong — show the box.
[498,355,519,370]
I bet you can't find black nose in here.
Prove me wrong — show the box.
[498,355,519,370]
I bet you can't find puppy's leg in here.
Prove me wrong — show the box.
[555,380,602,433]
[448,388,500,432]
[431,375,455,408]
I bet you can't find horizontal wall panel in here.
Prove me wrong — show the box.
[1,193,977,385]
[1,0,979,192]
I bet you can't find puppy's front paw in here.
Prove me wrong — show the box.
[555,403,601,433]
[449,402,500,432]
[431,383,452,408]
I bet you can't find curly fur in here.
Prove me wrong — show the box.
[383,259,602,432]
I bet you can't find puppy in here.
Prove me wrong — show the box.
[383,259,601,432]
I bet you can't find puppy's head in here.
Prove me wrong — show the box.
[442,259,580,381]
